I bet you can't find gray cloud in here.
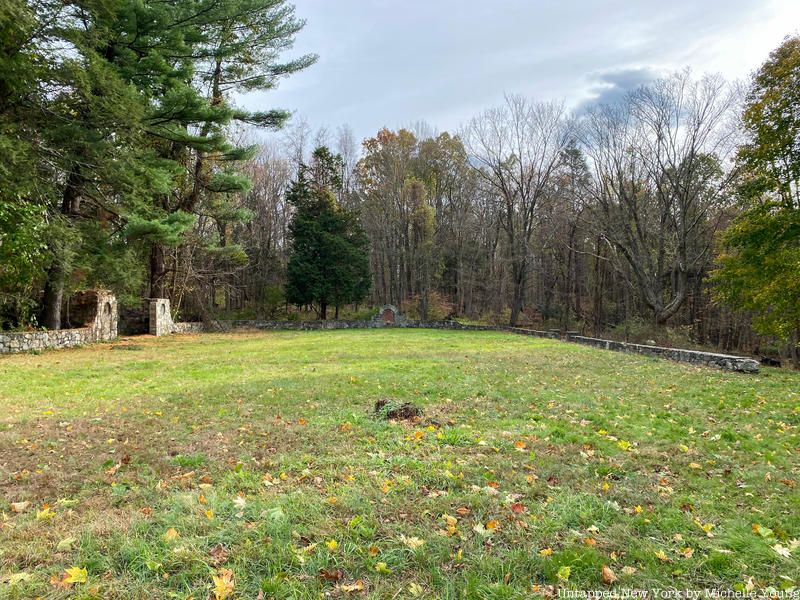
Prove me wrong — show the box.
[575,67,663,112]
[243,0,800,144]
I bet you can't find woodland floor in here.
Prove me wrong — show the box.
[0,329,798,599]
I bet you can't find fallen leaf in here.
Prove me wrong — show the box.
[57,537,76,552]
[539,547,553,556]
[319,568,343,582]
[556,565,571,581]
[63,566,88,584]
[163,528,180,541]
[212,568,235,600]
[772,543,795,558]
[408,582,424,596]
[375,562,392,574]
[655,550,670,562]
[36,505,56,521]
[1,572,32,586]
[339,579,365,593]
[601,565,617,584]
[10,501,30,513]
[209,544,229,566]
[400,535,425,550]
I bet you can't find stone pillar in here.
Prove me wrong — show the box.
[149,298,172,336]
[69,289,118,342]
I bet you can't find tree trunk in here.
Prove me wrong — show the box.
[509,263,526,327]
[150,243,167,298]
[320,302,327,320]
[41,266,66,330]
[40,169,83,329]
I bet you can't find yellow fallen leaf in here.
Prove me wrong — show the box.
[400,535,425,550]
[1,572,32,585]
[539,547,553,556]
[36,505,55,521]
[408,582,424,596]
[63,566,87,584]
[212,568,234,600]
[163,528,180,541]
[688,462,702,470]
[339,579,364,593]
[326,539,339,551]
[375,562,392,574]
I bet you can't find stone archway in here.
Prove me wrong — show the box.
[381,306,396,324]
[375,304,403,326]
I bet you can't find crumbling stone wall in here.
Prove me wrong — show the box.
[0,290,117,354]
[149,299,205,336]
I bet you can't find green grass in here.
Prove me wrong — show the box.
[0,329,798,599]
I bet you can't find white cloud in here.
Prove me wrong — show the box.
[242,0,800,144]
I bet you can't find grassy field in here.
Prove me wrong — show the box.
[0,330,798,599]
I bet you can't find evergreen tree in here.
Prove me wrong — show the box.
[286,148,371,319]
[0,0,315,327]
[136,0,316,300]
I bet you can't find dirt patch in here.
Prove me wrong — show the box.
[374,398,423,421]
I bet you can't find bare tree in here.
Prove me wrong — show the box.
[581,72,739,324]
[335,124,359,201]
[463,95,572,325]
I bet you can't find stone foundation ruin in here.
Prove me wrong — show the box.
[0,290,118,354]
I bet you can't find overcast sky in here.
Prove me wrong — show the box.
[243,0,800,144]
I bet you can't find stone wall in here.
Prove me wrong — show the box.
[564,334,760,373]
[0,290,118,354]
[223,319,495,331]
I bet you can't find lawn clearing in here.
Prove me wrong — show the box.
[0,329,798,599]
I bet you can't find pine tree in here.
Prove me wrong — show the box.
[286,148,371,319]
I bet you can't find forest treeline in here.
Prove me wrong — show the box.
[1,1,798,364]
